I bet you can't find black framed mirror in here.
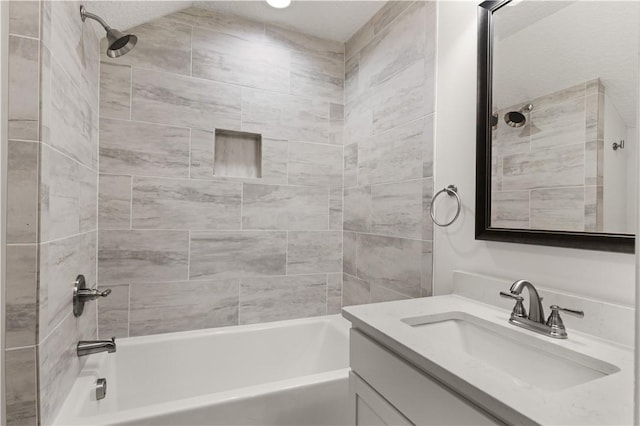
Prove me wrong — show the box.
[476,0,635,253]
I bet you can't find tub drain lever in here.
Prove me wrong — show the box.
[73,274,112,317]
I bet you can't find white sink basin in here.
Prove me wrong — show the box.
[402,311,620,391]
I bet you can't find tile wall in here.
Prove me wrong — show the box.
[341,2,437,305]
[5,1,101,425]
[97,7,346,337]
[491,79,604,232]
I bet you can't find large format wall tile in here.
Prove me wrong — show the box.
[344,186,371,232]
[239,274,326,325]
[103,17,192,76]
[5,244,37,348]
[287,231,342,274]
[327,273,343,314]
[98,230,189,284]
[343,231,357,276]
[5,347,37,426]
[168,7,265,42]
[491,191,530,229]
[99,174,132,230]
[192,27,289,93]
[329,103,344,146]
[8,35,39,141]
[130,279,239,336]
[329,187,343,230]
[98,284,130,339]
[132,177,242,230]
[356,233,422,298]
[530,97,585,151]
[131,68,241,130]
[343,273,370,307]
[371,179,423,239]
[9,1,39,38]
[344,143,358,188]
[290,51,344,103]
[242,184,329,230]
[530,187,584,232]
[288,142,343,187]
[100,118,190,177]
[7,141,38,243]
[99,62,131,120]
[190,231,287,279]
[265,24,344,61]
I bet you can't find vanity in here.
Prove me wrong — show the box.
[342,272,634,425]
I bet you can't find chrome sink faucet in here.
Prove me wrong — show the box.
[77,337,116,357]
[500,280,584,339]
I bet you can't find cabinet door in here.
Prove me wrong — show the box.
[350,372,413,426]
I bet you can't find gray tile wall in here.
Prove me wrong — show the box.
[342,1,436,305]
[5,1,101,425]
[97,7,346,338]
[491,80,605,232]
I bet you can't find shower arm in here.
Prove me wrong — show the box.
[80,6,111,31]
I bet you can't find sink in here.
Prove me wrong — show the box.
[402,312,620,391]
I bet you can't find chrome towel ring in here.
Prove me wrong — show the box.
[430,185,461,227]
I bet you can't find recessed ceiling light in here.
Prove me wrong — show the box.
[266,0,291,9]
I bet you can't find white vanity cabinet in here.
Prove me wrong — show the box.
[349,329,503,426]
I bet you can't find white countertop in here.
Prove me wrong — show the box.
[343,294,634,425]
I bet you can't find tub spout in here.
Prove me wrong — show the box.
[77,337,116,357]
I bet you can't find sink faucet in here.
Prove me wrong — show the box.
[509,279,544,323]
[77,337,116,357]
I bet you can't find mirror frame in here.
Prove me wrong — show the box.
[476,0,635,254]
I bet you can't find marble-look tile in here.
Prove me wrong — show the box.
[239,274,326,325]
[265,24,344,61]
[100,118,190,177]
[372,59,426,134]
[99,174,132,230]
[287,231,342,274]
[5,245,37,349]
[131,68,241,131]
[5,347,37,426]
[48,58,98,169]
[190,231,287,280]
[585,140,604,186]
[288,142,343,187]
[103,17,192,75]
[192,27,289,93]
[130,279,239,336]
[531,97,585,151]
[132,177,241,230]
[8,35,39,141]
[502,144,584,191]
[99,62,131,120]
[370,285,409,303]
[422,178,434,240]
[345,54,360,104]
[329,187,343,230]
[495,110,531,157]
[344,186,371,232]
[584,186,604,232]
[586,79,604,96]
[371,179,423,239]
[423,114,435,177]
[585,93,605,142]
[343,231,357,276]
[98,230,189,284]
[343,273,370,307]
[290,51,344,103]
[344,143,358,188]
[372,1,413,35]
[9,1,39,38]
[98,284,129,339]
[7,141,38,244]
[242,88,329,143]
[79,166,98,233]
[533,82,585,111]
[356,233,421,298]
[491,190,530,229]
[345,90,371,146]
[346,19,373,60]
[242,184,329,230]
[214,131,262,179]
[530,187,584,232]
[360,2,425,89]
[327,273,343,314]
[261,138,289,184]
[168,7,265,42]
[190,129,215,179]
[328,105,344,148]
[363,117,425,185]
[421,240,433,297]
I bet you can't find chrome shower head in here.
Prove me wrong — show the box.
[80,5,137,58]
[504,103,533,128]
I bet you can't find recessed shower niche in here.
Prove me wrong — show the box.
[214,129,263,179]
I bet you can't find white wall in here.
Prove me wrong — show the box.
[433,1,635,307]
[627,127,637,234]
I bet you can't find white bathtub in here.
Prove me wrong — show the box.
[54,315,351,426]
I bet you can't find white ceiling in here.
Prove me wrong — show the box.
[86,0,387,42]
[493,1,639,127]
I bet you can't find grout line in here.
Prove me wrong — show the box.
[127,284,131,338]
[188,128,192,179]
[187,230,192,280]
[129,66,133,120]
[129,175,133,229]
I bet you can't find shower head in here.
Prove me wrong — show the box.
[504,103,533,128]
[80,5,137,58]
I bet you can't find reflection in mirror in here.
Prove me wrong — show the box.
[490,1,637,234]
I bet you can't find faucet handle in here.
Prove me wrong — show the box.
[549,305,584,318]
[499,291,527,318]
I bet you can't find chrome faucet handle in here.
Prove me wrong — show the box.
[549,305,584,318]
[499,291,527,318]
[545,305,584,338]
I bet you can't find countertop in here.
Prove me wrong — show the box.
[343,294,634,425]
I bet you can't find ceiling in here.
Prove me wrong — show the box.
[86,0,387,42]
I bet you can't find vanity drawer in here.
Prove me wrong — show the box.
[350,329,502,426]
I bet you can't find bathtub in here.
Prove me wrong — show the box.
[54,315,351,425]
